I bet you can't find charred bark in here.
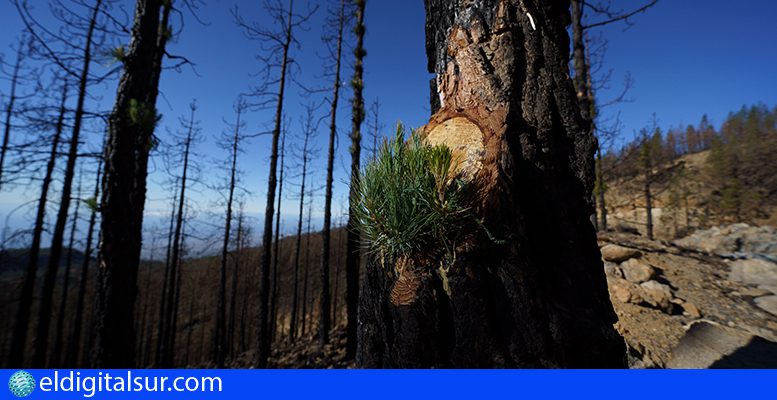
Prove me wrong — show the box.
[215,104,243,367]
[51,169,84,367]
[8,81,68,367]
[66,152,102,367]
[33,0,103,368]
[270,128,287,343]
[357,0,624,368]
[94,0,172,367]
[254,0,294,369]
[0,35,25,191]
[345,0,366,360]
[319,0,346,350]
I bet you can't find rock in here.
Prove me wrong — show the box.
[668,321,777,368]
[738,287,773,298]
[620,259,656,283]
[760,285,777,295]
[674,224,777,260]
[728,259,777,287]
[604,261,623,279]
[601,244,641,263]
[640,280,674,311]
[755,296,777,317]
[681,302,702,319]
[608,278,644,304]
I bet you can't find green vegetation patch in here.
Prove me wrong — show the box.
[354,124,472,270]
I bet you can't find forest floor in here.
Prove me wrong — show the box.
[601,231,777,368]
[228,227,777,369]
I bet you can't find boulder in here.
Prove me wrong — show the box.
[681,302,702,319]
[608,278,644,304]
[755,296,777,317]
[640,280,674,311]
[604,261,623,279]
[728,259,777,287]
[620,259,656,284]
[674,224,777,260]
[668,321,777,368]
[601,244,641,263]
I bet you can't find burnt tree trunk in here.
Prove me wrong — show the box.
[94,0,171,367]
[161,104,195,367]
[344,0,366,360]
[66,153,102,367]
[290,123,312,341]
[570,0,598,220]
[300,200,314,337]
[155,183,178,366]
[51,169,84,367]
[319,0,346,350]
[596,147,608,230]
[356,0,625,368]
[0,35,24,191]
[8,81,68,368]
[33,0,102,368]
[270,128,286,343]
[227,208,244,360]
[254,0,294,369]
[215,104,243,367]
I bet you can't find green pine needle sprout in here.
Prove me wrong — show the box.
[354,123,471,267]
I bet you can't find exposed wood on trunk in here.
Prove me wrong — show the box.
[357,0,625,368]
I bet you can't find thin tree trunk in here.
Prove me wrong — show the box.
[254,0,294,369]
[136,249,154,367]
[645,172,654,240]
[319,0,346,349]
[345,0,366,360]
[51,169,84,367]
[0,35,24,191]
[290,120,311,341]
[161,105,195,367]
[8,81,68,367]
[228,208,244,360]
[66,152,102,367]
[597,147,608,230]
[33,0,103,368]
[270,128,287,343]
[357,0,624,368]
[300,200,313,337]
[155,183,178,366]
[95,0,172,367]
[170,222,186,366]
[215,105,242,368]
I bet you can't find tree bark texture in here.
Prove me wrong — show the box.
[357,0,625,368]
[95,0,171,367]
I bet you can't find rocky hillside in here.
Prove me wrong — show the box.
[598,224,777,368]
[605,150,777,240]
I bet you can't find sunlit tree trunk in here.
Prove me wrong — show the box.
[357,0,625,368]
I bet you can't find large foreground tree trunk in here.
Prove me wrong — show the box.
[356,0,625,368]
[94,0,171,368]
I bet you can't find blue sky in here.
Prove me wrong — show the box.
[0,0,775,253]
